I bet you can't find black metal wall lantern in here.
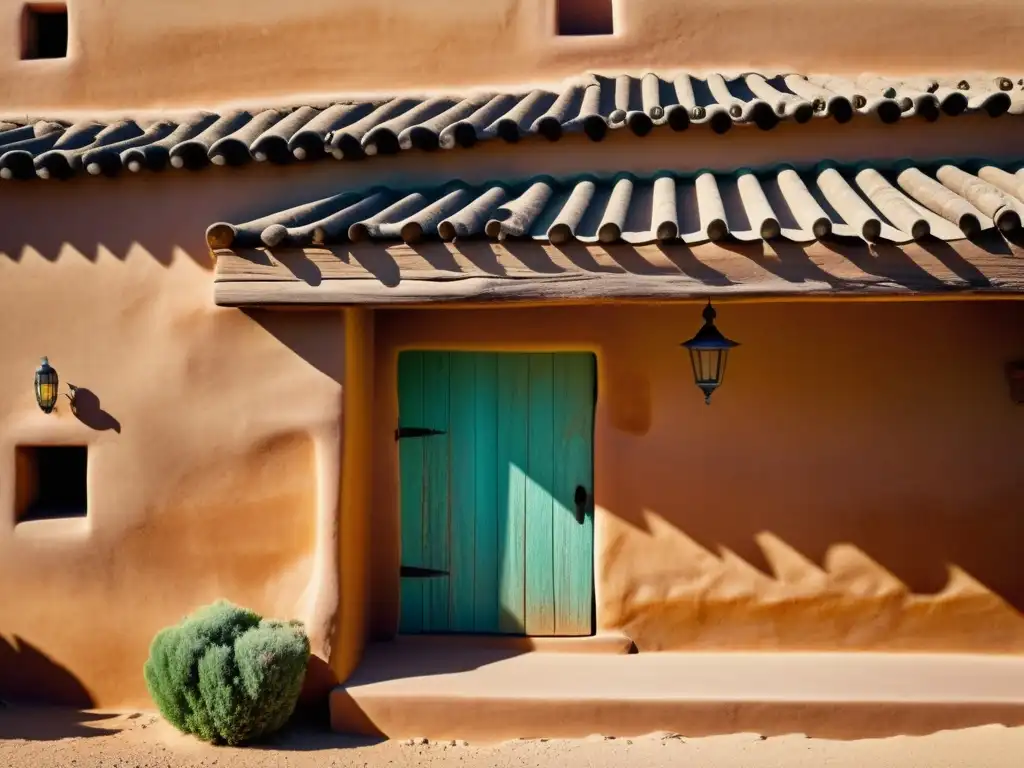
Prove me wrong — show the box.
[681,300,739,405]
[34,357,76,414]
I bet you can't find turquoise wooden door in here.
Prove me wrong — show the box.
[398,351,595,636]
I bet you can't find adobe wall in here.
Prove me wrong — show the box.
[0,172,346,708]
[0,0,1022,111]
[0,111,1020,706]
[370,300,1024,651]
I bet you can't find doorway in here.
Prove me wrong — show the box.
[397,351,596,636]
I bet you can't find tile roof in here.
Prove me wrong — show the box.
[206,159,1024,250]
[4,73,1023,181]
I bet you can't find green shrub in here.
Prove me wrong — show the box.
[143,600,310,745]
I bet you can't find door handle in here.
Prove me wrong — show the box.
[573,485,588,525]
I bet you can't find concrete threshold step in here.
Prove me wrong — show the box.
[330,645,1024,742]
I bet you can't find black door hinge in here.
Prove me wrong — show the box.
[395,426,447,441]
[400,565,450,578]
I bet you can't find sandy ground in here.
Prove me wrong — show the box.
[0,708,1022,768]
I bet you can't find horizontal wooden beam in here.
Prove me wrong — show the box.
[212,238,1024,307]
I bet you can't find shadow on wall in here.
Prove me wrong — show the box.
[0,174,221,269]
[594,396,1024,613]
[0,635,92,708]
[243,309,345,385]
[299,655,338,710]
[0,635,118,740]
[71,387,121,433]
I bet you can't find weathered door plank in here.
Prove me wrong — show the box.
[552,354,596,635]
[397,351,426,634]
[525,353,556,635]
[449,352,478,631]
[422,351,451,632]
[497,355,529,634]
[473,353,500,633]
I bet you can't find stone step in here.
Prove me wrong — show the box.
[330,646,1024,742]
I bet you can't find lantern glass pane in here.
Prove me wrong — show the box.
[717,349,730,385]
[39,381,56,404]
[36,368,58,411]
[694,348,722,383]
[711,349,724,382]
[688,348,701,383]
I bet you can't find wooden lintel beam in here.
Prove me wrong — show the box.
[211,239,1024,307]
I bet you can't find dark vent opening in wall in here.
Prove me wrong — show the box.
[557,0,614,35]
[21,4,68,60]
[16,445,87,522]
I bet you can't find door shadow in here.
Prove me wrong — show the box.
[344,639,532,686]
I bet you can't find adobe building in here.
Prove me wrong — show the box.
[2,0,1024,742]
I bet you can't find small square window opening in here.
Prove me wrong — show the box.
[557,0,614,36]
[16,445,87,522]
[21,4,68,60]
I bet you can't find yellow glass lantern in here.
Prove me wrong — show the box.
[34,357,60,413]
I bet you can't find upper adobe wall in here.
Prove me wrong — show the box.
[0,0,1021,112]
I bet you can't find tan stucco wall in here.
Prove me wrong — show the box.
[1,0,1022,111]
[0,175,346,708]
[370,300,1024,652]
